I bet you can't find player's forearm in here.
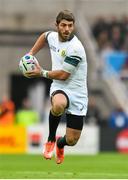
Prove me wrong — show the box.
[42,69,70,80]
[29,33,46,55]
[24,60,70,80]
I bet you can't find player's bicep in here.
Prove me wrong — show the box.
[62,56,82,74]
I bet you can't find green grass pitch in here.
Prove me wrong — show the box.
[0,153,128,179]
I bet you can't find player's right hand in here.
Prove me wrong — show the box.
[25,61,42,78]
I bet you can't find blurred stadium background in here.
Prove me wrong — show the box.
[1,0,128,178]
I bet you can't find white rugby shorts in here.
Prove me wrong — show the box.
[50,87,88,116]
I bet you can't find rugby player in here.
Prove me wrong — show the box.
[25,10,88,164]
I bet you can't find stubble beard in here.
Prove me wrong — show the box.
[58,31,72,42]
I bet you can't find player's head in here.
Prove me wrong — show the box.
[56,10,75,42]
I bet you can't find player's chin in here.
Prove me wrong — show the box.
[62,35,70,41]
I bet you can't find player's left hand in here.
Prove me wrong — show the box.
[25,61,42,78]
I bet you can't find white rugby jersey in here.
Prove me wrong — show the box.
[45,31,88,98]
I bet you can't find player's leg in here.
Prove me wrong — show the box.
[48,91,68,142]
[43,90,69,159]
[56,114,84,164]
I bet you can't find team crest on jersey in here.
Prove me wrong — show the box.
[59,49,66,57]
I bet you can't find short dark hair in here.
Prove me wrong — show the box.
[56,10,75,24]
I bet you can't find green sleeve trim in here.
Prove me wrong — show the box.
[64,56,82,67]
[70,55,82,61]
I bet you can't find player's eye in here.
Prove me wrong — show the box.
[61,24,66,27]
[68,24,73,28]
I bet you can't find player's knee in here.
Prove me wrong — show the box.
[66,136,79,146]
[52,103,65,116]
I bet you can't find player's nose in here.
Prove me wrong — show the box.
[65,25,70,31]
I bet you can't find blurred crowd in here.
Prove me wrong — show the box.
[92,15,128,79]
[0,95,39,126]
[92,15,128,52]
[89,15,128,128]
